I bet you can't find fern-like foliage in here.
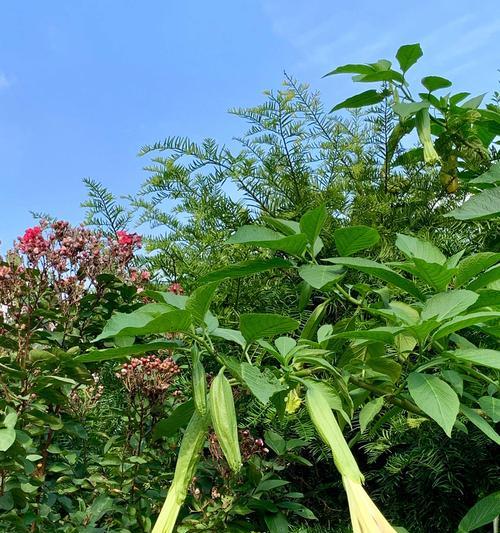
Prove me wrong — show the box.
[81,178,132,236]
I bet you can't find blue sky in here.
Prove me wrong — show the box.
[1,0,499,248]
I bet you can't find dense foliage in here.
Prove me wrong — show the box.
[1,43,499,533]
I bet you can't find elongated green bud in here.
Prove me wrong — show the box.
[192,346,207,415]
[152,410,209,533]
[306,381,396,532]
[416,108,440,165]
[209,369,242,473]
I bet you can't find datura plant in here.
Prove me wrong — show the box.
[325,42,500,193]
[85,194,499,532]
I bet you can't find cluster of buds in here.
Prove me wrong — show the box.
[68,373,104,418]
[167,282,184,295]
[115,354,181,403]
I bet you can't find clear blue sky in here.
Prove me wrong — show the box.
[1,1,499,248]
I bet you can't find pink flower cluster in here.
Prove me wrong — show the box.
[115,354,181,403]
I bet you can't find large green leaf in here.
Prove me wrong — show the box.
[152,400,195,440]
[210,328,246,348]
[395,234,446,264]
[76,340,182,363]
[469,162,500,186]
[447,348,500,370]
[325,257,424,300]
[412,259,455,292]
[420,290,478,322]
[479,396,500,423]
[95,308,192,341]
[446,187,500,220]
[458,491,500,532]
[298,265,344,290]
[199,258,291,283]
[455,252,500,288]
[333,225,380,256]
[299,204,327,246]
[461,405,500,445]
[0,428,16,452]
[392,101,429,120]
[332,90,387,112]
[240,314,300,343]
[407,373,459,436]
[323,64,376,77]
[467,265,500,291]
[227,225,308,255]
[185,281,220,324]
[433,312,499,340]
[396,43,423,72]
[241,363,287,405]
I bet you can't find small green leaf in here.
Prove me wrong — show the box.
[433,312,499,340]
[447,348,500,370]
[210,328,246,348]
[227,225,308,256]
[395,233,446,264]
[332,89,387,112]
[334,225,380,256]
[421,76,452,92]
[396,43,423,72]
[152,400,195,440]
[407,373,459,436]
[323,64,376,77]
[359,397,384,433]
[0,428,16,452]
[76,340,181,363]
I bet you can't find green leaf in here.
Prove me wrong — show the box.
[458,491,500,532]
[332,327,402,344]
[210,328,246,348]
[469,162,500,186]
[421,290,478,322]
[241,363,287,405]
[462,94,485,109]
[325,257,424,300]
[334,225,380,256]
[199,258,291,283]
[447,348,500,370]
[445,187,500,220]
[467,265,500,291]
[392,101,429,120]
[359,397,384,433]
[455,252,500,288]
[76,340,181,363]
[152,400,195,440]
[412,259,455,292]
[299,204,327,246]
[227,225,308,255]
[433,312,499,340]
[300,300,329,340]
[421,76,452,92]
[0,428,16,452]
[332,89,386,112]
[95,307,191,341]
[358,70,404,83]
[298,265,344,290]
[395,233,446,264]
[240,313,300,343]
[396,43,423,72]
[264,512,289,533]
[479,396,500,423]
[407,373,459,436]
[461,405,500,445]
[263,216,301,235]
[323,64,376,77]
[186,281,220,324]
